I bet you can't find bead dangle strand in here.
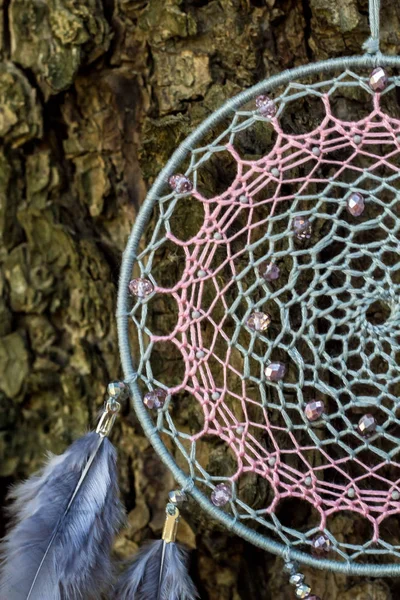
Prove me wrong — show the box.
[284,560,320,600]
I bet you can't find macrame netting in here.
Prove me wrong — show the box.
[118,63,400,575]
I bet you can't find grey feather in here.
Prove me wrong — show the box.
[0,431,125,600]
[113,540,198,600]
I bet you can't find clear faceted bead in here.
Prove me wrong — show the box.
[211,483,232,507]
[265,361,286,382]
[358,414,377,437]
[305,400,325,422]
[247,311,272,332]
[289,573,305,585]
[369,67,388,92]
[283,561,299,574]
[293,216,312,240]
[107,381,126,398]
[295,584,312,599]
[169,489,188,505]
[347,192,365,216]
[143,388,167,410]
[312,533,331,557]
[255,95,277,118]
[168,173,193,194]
[129,278,154,298]
[261,262,280,282]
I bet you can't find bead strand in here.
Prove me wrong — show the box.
[284,561,321,600]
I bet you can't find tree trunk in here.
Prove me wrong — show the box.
[1,0,400,598]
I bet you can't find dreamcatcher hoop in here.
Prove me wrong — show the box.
[117,5,400,579]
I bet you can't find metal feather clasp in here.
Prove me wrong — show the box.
[0,383,126,600]
[113,501,198,600]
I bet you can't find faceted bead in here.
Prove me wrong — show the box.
[305,400,325,422]
[369,67,388,92]
[169,489,187,505]
[143,388,167,410]
[347,192,365,216]
[129,278,154,298]
[107,381,126,398]
[283,561,299,574]
[247,311,272,332]
[265,361,286,382]
[312,533,331,557]
[308,597,321,600]
[358,414,377,437]
[168,173,193,194]
[211,483,232,507]
[261,262,280,282]
[293,216,312,240]
[295,583,311,599]
[255,95,277,118]
[289,573,305,585]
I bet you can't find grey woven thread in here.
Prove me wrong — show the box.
[363,0,381,55]
[117,54,400,577]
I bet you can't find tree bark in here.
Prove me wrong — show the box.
[1,0,400,598]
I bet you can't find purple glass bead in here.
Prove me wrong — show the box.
[369,67,388,92]
[265,361,286,382]
[168,173,193,194]
[305,400,325,422]
[143,388,167,410]
[312,533,331,557]
[261,262,280,282]
[211,483,232,507]
[308,597,321,600]
[255,95,277,118]
[129,278,154,298]
[358,414,377,437]
[347,192,365,216]
[293,216,312,240]
[247,311,271,332]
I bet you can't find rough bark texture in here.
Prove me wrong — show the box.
[1,1,400,599]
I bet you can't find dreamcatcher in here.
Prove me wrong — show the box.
[1,1,400,599]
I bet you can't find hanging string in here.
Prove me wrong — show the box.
[363,0,381,54]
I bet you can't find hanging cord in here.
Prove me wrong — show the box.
[363,0,381,54]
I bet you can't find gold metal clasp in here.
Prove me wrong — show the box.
[162,506,180,544]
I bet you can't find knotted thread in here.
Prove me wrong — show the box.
[363,0,381,54]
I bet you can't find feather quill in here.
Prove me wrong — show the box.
[113,540,198,600]
[0,431,125,600]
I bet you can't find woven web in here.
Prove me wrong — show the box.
[129,69,400,565]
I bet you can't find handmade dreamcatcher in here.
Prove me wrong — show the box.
[2,1,400,599]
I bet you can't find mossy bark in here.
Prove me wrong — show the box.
[1,1,400,598]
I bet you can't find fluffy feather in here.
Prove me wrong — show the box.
[113,539,198,600]
[0,432,125,600]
